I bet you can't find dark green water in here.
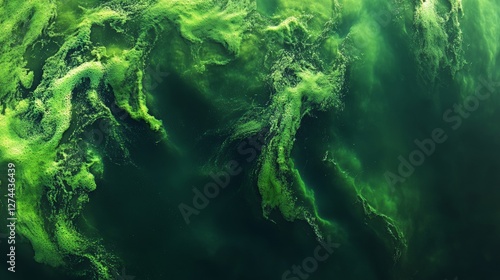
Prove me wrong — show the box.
[1,0,500,279]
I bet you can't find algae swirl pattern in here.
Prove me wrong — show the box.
[0,0,498,279]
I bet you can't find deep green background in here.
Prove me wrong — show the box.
[1,0,500,279]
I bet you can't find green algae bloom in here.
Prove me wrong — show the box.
[0,0,499,279]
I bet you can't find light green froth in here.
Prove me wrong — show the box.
[0,0,56,102]
[413,0,465,81]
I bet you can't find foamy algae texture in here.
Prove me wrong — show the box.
[0,0,498,278]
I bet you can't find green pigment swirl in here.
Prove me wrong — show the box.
[0,0,498,278]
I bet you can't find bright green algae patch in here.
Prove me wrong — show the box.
[0,0,489,278]
[413,0,465,81]
[0,2,161,278]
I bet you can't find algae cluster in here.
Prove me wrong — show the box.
[0,0,499,279]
